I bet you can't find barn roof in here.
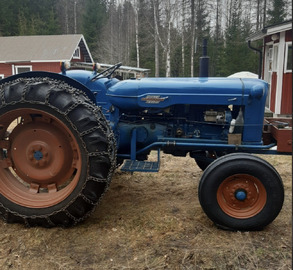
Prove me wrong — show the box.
[247,20,292,42]
[0,34,93,63]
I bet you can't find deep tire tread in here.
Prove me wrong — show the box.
[0,76,116,227]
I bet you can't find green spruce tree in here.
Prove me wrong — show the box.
[267,0,288,25]
[82,0,107,53]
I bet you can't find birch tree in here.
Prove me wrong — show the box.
[134,0,140,67]
[152,0,161,77]
[256,0,261,30]
[181,0,186,76]
[165,0,172,77]
[190,0,195,77]
[56,0,83,34]
[210,0,224,76]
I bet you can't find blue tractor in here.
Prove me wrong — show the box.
[0,62,289,230]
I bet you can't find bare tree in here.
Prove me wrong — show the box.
[134,0,140,67]
[152,0,161,77]
[190,0,195,77]
[165,0,172,77]
[181,0,186,76]
[74,0,77,34]
[56,0,83,34]
[256,0,261,30]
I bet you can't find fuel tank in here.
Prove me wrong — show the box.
[107,77,267,110]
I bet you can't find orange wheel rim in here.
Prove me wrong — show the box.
[217,174,267,219]
[0,108,82,208]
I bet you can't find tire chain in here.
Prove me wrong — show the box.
[0,76,117,227]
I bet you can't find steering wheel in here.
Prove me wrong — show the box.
[91,62,122,81]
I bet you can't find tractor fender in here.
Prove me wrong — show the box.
[0,71,96,104]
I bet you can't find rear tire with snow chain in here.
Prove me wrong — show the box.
[198,153,284,231]
[0,76,116,227]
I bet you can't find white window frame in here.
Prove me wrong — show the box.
[272,44,279,72]
[267,47,273,72]
[0,74,4,79]
[15,65,32,74]
[284,42,292,73]
[264,43,274,109]
[73,47,81,59]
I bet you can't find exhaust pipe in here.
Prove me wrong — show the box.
[199,39,209,77]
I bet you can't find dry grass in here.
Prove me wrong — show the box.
[0,153,291,270]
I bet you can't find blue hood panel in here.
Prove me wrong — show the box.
[107,77,267,110]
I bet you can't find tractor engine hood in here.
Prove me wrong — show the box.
[107,77,267,110]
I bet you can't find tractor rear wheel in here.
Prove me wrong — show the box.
[0,76,116,227]
[198,153,284,230]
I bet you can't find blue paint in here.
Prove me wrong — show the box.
[64,69,274,172]
[4,66,284,173]
[34,151,43,161]
[235,190,247,201]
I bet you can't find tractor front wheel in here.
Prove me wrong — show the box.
[198,153,284,230]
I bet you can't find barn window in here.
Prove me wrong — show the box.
[267,47,273,71]
[284,42,292,73]
[272,45,278,71]
[73,47,80,59]
[15,66,32,74]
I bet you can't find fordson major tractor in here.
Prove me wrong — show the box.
[0,61,290,231]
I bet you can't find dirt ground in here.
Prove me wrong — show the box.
[0,153,291,270]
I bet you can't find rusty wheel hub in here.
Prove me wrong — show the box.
[217,174,267,219]
[0,108,82,208]
[10,121,74,186]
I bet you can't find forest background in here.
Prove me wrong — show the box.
[0,0,292,77]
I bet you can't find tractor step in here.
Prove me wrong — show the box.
[121,160,160,172]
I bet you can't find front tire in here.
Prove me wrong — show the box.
[198,153,284,230]
[0,76,116,227]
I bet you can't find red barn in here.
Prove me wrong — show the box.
[248,20,292,116]
[0,34,93,78]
